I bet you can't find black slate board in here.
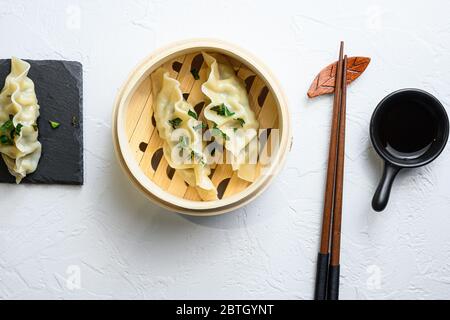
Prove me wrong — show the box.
[0,59,83,185]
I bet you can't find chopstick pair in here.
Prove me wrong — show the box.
[314,42,348,300]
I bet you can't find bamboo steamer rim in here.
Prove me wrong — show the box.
[112,38,291,216]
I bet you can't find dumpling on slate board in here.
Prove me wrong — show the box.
[0,57,42,183]
[0,58,83,185]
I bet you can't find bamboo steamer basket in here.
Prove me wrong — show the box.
[112,39,291,216]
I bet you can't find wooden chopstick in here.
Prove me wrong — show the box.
[314,42,345,300]
[327,55,348,300]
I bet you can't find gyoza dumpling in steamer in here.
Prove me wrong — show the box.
[201,52,260,182]
[0,57,42,183]
[151,68,217,201]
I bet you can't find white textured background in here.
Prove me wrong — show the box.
[1,0,450,300]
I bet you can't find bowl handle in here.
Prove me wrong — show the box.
[372,162,401,212]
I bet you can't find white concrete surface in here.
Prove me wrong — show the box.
[1,0,450,300]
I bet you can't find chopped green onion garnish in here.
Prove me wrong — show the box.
[0,135,13,145]
[193,123,206,131]
[71,116,79,127]
[168,118,182,129]
[0,117,24,142]
[178,135,189,148]
[190,68,200,80]
[15,123,23,136]
[188,109,198,120]
[49,121,60,129]
[236,118,245,127]
[191,150,206,166]
[178,136,190,158]
[1,119,14,131]
[211,103,235,117]
[212,125,230,141]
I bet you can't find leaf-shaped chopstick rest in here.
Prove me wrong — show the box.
[307,56,371,98]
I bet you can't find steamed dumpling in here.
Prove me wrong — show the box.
[0,57,41,183]
[201,52,259,182]
[151,68,217,200]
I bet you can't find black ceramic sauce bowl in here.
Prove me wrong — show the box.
[370,89,449,212]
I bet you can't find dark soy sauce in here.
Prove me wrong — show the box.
[379,97,438,160]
